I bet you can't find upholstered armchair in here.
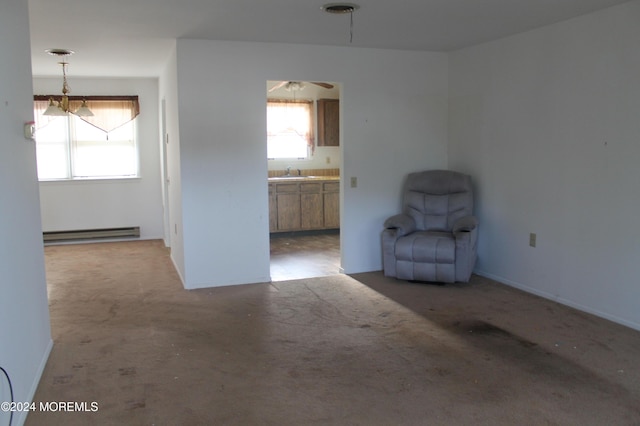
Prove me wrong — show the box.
[382,170,478,283]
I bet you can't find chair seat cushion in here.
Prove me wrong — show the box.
[395,231,455,264]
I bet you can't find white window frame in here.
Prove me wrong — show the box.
[267,99,314,160]
[33,97,140,181]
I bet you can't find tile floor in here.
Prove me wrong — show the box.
[269,231,340,281]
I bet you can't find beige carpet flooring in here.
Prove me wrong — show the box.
[26,240,640,425]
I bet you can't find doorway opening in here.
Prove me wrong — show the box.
[266,80,342,281]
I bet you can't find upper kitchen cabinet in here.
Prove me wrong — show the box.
[317,99,339,147]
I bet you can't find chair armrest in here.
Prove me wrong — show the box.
[384,214,416,237]
[453,215,478,233]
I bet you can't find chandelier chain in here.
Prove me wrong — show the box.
[350,10,354,43]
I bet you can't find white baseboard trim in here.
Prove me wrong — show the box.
[475,269,640,332]
[20,338,53,426]
[170,254,186,288]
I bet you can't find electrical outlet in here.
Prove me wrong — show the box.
[326,156,331,164]
[350,177,357,188]
[529,233,536,247]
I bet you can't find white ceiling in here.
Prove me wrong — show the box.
[28,0,631,77]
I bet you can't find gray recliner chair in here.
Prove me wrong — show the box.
[382,170,478,283]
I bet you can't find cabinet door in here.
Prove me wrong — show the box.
[317,99,339,147]
[277,193,300,231]
[301,193,323,229]
[323,191,340,229]
[268,184,277,232]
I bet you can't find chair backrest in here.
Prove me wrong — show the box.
[403,170,473,232]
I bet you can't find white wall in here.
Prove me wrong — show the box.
[174,40,448,288]
[159,46,186,282]
[33,77,164,240]
[269,145,340,174]
[0,1,52,424]
[448,1,640,329]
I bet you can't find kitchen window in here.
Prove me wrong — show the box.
[267,99,314,159]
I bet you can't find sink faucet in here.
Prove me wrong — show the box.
[285,165,292,176]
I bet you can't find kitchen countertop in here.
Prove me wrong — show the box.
[268,176,340,182]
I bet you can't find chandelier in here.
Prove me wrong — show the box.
[43,49,93,117]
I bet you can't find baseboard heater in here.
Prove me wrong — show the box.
[43,226,141,242]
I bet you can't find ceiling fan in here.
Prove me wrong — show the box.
[269,81,334,92]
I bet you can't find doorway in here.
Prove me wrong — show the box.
[270,231,340,281]
[266,80,342,281]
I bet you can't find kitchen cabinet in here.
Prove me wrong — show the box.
[275,183,300,231]
[323,182,340,228]
[317,99,339,147]
[300,183,323,229]
[268,184,277,232]
[269,178,340,232]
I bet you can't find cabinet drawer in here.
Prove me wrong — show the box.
[300,183,322,193]
[276,183,299,193]
[323,182,339,192]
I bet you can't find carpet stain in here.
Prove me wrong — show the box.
[454,319,538,348]
[53,374,73,385]
[430,367,452,377]
[124,399,146,410]
[100,344,115,355]
[119,367,137,376]
[108,302,120,317]
[288,369,300,378]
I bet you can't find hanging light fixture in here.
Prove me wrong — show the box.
[285,81,306,92]
[43,49,93,117]
[321,3,360,43]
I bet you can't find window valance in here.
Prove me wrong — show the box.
[33,95,139,134]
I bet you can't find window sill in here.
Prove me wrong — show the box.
[267,158,310,161]
[38,176,141,184]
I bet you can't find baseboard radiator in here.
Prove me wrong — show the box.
[43,227,141,243]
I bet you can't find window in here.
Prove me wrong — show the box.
[267,100,314,159]
[33,96,140,180]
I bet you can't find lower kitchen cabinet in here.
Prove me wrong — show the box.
[323,182,340,229]
[269,179,340,233]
